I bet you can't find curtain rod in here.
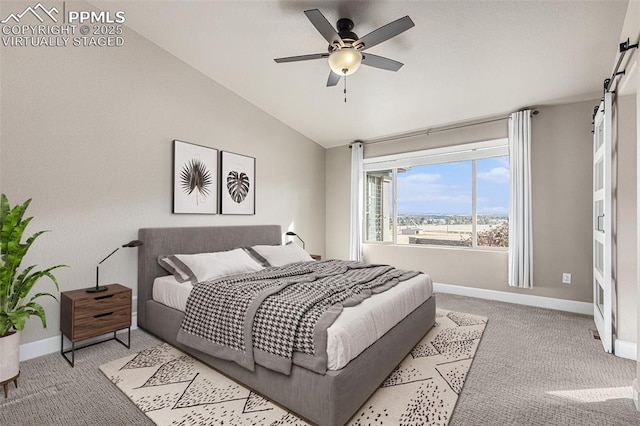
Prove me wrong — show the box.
[354,115,509,147]
[349,109,538,147]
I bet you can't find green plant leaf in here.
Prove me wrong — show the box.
[25,302,47,329]
[1,199,31,259]
[11,265,66,309]
[28,292,58,304]
[0,313,10,336]
[1,200,34,295]
[0,194,10,229]
[6,308,28,331]
[0,194,65,333]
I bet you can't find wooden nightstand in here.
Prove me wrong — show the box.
[60,284,132,367]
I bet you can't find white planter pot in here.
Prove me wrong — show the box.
[0,331,20,382]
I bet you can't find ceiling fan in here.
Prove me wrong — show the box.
[274,9,415,87]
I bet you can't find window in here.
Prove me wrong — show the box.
[363,139,509,248]
[476,156,510,247]
[365,170,394,242]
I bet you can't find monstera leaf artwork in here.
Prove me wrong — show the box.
[221,151,255,215]
[173,140,218,214]
[226,171,250,203]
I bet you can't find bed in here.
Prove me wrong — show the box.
[137,225,436,426]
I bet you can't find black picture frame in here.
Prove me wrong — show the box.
[220,151,256,215]
[173,140,218,214]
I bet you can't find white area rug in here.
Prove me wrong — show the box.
[100,309,487,425]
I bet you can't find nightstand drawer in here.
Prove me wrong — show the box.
[74,292,130,319]
[72,307,131,341]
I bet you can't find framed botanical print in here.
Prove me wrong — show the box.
[220,151,255,215]
[173,140,218,214]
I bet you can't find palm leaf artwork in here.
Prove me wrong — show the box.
[226,171,250,203]
[0,194,67,336]
[180,158,213,204]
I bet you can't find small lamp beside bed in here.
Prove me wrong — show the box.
[285,231,305,249]
[89,239,144,293]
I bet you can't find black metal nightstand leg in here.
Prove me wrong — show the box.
[62,329,131,367]
[61,334,75,367]
[114,327,131,349]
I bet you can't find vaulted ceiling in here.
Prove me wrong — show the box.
[90,1,630,148]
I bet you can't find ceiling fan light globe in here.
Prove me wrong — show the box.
[328,49,362,76]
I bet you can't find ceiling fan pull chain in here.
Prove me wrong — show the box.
[343,69,348,103]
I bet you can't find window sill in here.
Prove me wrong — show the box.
[362,242,508,253]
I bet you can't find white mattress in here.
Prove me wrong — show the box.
[153,272,432,370]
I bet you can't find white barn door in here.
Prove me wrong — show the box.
[593,92,613,353]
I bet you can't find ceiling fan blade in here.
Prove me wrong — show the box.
[327,71,341,87]
[356,16,415,50]
[361,53,404,71]
[274,53,329,63]
[304,9,343,46]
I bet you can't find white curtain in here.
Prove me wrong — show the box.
[508,110,533,288]
[349,142,364,261]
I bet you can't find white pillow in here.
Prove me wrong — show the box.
[158,248,264,284]
[157,256,190,282]
[249,244,313,267]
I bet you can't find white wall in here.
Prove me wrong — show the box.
[615,94,637,345]
[0,12,325,345]
[637,60,640,406]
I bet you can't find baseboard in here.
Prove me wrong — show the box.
[614,338,637,361]
[19,297,138,362]
[19,334,62,362]
[433,282,593,315]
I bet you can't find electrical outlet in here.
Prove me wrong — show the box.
[562,273,572,284]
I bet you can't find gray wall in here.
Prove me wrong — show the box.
[530,101,593,302]
[0,16,325,344]
[325,145,352,261]
[326,100,597,302]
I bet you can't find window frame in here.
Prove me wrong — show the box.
[363,138,509,250]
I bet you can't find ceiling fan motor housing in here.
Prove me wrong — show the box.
[330,18,360,52]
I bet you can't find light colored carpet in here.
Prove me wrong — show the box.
[1,293,638,425]
[99,308,486,425]
[441,294,639,426]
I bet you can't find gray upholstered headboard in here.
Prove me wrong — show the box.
[137,225,282,329]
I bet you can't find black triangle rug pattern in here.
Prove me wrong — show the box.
[100,308,486,425]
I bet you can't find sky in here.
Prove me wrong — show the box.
[396,156,509,215]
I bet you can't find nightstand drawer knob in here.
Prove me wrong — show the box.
[95,294,114,300]
[94,311,114,318]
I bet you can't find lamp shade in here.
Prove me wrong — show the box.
[328,48,362,76]
[123,240,143,248]
[285,231,305,249]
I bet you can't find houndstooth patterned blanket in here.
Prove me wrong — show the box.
[176,259,420,375]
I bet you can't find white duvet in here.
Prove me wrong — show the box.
[153,272,432,370]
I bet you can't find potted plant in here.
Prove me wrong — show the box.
[0,194,67,391]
